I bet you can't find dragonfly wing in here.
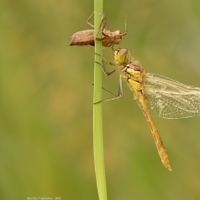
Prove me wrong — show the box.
[144,73,200,119]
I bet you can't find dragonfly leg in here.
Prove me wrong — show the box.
[95,53,116,66]
[95,53,117,76]
[95,15,109,40]
[87,12,110,40]
[100,15,127,39]
[86,12,94,28]
[120,16,128,36]
[111,45,118,52]
[96,28,110,41]
[92,83,117,98]
[95,60,116,76]
[94,75,123,104]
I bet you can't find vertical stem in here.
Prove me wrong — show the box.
[93,0,107,200]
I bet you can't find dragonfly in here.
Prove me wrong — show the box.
[97,48,200,171]
[69,12,127,47]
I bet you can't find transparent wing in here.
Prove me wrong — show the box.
[144,73,200,119]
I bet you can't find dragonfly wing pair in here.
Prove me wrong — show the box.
[145,73,200,119]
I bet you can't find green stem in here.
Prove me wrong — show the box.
[93,0,107,200]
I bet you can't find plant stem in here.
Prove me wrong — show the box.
[93,0,107,199]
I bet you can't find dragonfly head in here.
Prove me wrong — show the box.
[114,48,129,65]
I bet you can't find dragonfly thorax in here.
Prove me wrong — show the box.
[126,63,144,81]
[122,63,145,92]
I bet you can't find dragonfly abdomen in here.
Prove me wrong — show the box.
[136,91,172,171]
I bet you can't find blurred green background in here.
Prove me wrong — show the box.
[1,0,200,199]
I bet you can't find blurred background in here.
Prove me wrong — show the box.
[1,0,200,199]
